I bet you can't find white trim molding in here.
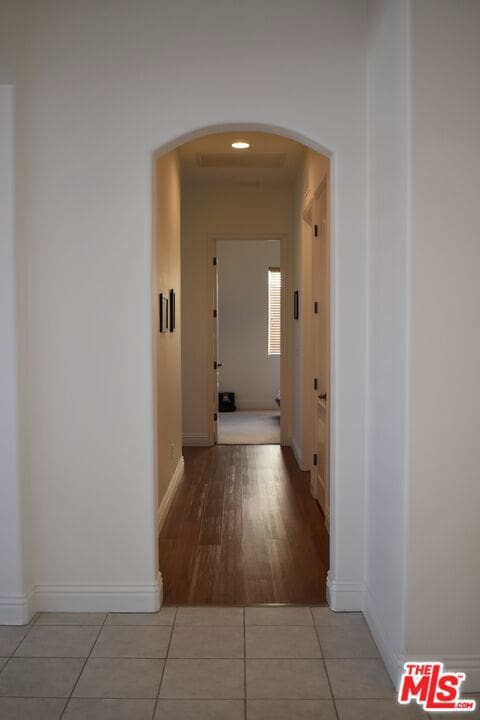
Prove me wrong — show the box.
[443,657,480,693]
[0,451,183,624]
[291,436,305,470]
[363,585,480,693]
[326,572,363,611]
[0,579,162,624]
[157,455,185,533]
[0,589,35,625]
[182,433,210,447]
[34,581,161,614]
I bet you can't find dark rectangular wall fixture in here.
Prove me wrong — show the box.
[169,289,176,331]
[159,293,169,332]
[294,290,299,319]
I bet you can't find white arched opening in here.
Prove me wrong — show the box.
[151,123,345,607]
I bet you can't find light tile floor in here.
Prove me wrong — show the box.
[0,607,478,719]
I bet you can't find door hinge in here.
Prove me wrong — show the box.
[213,361,217,370]
[213,309,217,318]
[214,412,218,422]
[314,224,318,237]
[314,378,318,391]
[213,257,217,266]
[313,453,318,466]
[314,301,318,314]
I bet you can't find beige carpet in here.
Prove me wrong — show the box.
[218,410,280,445]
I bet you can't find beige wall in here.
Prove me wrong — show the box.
[292,150,330,468]
[5,0,369,622]
[181,182,293,444]
[406,0,480,682]
[153,151,182,508]
[217,239,281,410]
[364,0,409,682]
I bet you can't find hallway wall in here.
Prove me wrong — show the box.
[153,151,183,515]
[4,0,480,693]
[181,183,293,444]
[6,0,367,624]
[406,0,480,688]
[0,85,30,622]
[365,0,409,685]
[292,150,330,469]
[365,0,480,691]
[217,239,281,411]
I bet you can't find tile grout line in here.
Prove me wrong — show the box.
[24,623,176,628]
[3,653,379,660]
[311,607,341,720]
[151,607,177,720]
[58,613,108,720]
[2,608,407,709]
[0,693,406,701]
[0,620,40,676]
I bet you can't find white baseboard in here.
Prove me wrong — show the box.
[182,433,210,446]
[0,578,161,624]
[291,436,305,469]
[0,589,35,625]
[157,455,184,533]
[34,580,161,614]
[363,585,480,693]
[326,572,363,611]
[442,656,480,693]
[0,458,181,625]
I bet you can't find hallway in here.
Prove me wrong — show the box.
[158,446,329,605]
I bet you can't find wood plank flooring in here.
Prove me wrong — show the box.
[159,445,329,605]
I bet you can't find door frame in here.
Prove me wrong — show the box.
[206,232,292,446]
[155,122,365,614]
[310,176,331,528]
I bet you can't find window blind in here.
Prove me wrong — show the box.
[268,267,281,355]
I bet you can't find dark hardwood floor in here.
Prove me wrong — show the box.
[159,445,329,605]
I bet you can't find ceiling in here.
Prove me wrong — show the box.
[179,131,306,186]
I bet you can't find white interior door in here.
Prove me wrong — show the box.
[311,181,330,529]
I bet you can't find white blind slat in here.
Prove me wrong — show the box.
[268,268,281,355]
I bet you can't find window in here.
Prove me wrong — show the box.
[268,267,281,355]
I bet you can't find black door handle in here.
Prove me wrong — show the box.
[319,392,327,401]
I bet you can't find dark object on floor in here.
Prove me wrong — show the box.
[219,391,236,412]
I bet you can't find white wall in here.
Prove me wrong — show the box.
[153,151,183,515]
[292,150,330,469]
[4,0,477,693]
[0,85,31,623]
[364,0,409,684]
[6,0,368,620]
[406,0,480,689]
[181,182,293,443]
[365,0,480,692]
[217,239,280,410]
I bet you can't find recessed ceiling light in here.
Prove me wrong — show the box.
[231,141,250,149]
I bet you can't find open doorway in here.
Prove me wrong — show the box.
[215,238,281,445]
[154,129,331,604]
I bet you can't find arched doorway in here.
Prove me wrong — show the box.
[151,126,333,605]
